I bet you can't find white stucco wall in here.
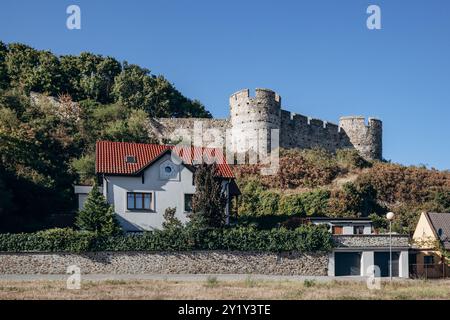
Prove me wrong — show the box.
[399,250,409,278]
[361,251,374,276]
[103,153,196,232]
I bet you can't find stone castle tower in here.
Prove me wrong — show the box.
[153,88,382,160]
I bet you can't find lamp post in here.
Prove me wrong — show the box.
[386,212,395,281]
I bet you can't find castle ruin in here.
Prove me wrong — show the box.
[151,88,382,160]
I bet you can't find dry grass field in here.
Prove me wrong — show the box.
[0,278,449,300]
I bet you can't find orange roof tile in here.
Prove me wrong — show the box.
[95,141,235,178]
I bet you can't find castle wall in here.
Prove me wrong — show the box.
[150,89,382,161]
[279,110,353,153]
[229,88,281,153]
[338,116,382,160]
[150,118,230,148]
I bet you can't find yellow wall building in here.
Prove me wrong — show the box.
[411,212,450,278]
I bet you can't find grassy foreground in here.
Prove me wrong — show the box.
[0,278,449,300]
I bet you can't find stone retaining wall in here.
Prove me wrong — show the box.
[0,251,329,276]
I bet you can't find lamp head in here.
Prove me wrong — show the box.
[386,212,395,221]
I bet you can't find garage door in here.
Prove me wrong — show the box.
[335,252,361,276]
[374,252,399,277]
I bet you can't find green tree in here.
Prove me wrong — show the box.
[0,41,9,89]
[75,184,121,235]
[60,53,121,103]
[258,191,280,216]
[162,207,182,230]
[369,213,389,233]
[432,189,450,212]
[71,153,96,185]
[300,189,330,216]
[5,44,62,95]
[112,62,211,118]
[279,194,304,216]
[237,179,265,216]
[101,109,155,143]
[191,164,227,228]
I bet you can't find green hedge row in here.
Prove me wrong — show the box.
[0,225,333,253]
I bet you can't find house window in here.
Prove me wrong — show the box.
[127,192,152,210]
[125,155,137,163]
[354,225,365,235]
[424,255,434,265]
[184,194,194,213]
[332,226,343,235]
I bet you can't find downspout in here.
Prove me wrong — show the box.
[225,179,230,225]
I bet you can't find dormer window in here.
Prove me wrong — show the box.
[125,155,136,164]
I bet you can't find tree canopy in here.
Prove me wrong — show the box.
[0,41,211,232]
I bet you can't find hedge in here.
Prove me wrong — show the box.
[0,225,333,253]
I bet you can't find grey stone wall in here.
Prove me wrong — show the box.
[0,251,329,276]
[338,117,382,160]
[333,235,410,248]
[151,88,382,160]
[151,118,230,147]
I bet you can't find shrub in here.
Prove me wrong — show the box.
[278,194,304,216]
[71,154,96,185]
[258,191,280,216]
[0,228,95,252]
[355,162,450,205]
[162,207,182,230]
[236,179,265,216]
[0,225,333,253]
[336,149,371,170]
[368,213,388,233]
[205,276,219,288]
[303,279,316,288]
[327,182,382,217]
[233,148,340,190]
[300,189,330,216]
[431,190,450,212]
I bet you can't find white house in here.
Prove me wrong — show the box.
[75,141,240,232]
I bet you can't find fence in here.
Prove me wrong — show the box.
[410,263,450,279]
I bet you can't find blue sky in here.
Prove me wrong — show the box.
[1,0,449,170]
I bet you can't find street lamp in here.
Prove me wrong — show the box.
[386,212,395,281]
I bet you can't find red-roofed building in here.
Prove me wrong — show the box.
[75,141,239,232]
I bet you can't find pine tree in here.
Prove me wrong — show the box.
[191,164,227,228]
[75,184,121,235]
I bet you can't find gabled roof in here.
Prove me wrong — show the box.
[425,212,450,250]
[95,141,235,178]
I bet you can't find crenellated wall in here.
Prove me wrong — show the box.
[150,88,383,160]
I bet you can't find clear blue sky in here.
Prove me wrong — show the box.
[1,0,449,170]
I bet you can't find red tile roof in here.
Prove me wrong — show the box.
[96,141,235,178]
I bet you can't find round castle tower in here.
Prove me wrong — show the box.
[338,116,382,160]
[229,88,281,153]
